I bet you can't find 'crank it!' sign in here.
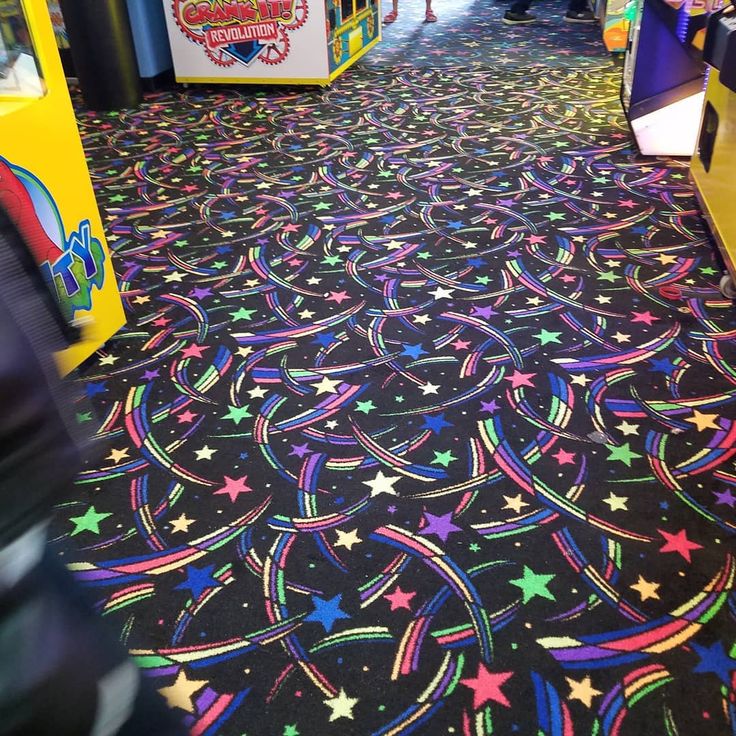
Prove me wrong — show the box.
[174,0,309,67]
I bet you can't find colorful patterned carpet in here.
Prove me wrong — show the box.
[55,4,736,735]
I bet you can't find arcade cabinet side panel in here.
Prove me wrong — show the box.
[0,0,125,375]
[328,0,381,80]
[162,0,330,84]
[691,73,736,276]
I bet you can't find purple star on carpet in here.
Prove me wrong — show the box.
[419,512,462,542]
[190,287,213,299]
[480,399,499,413]
[142,369,160,381]
[289,443,312,458]
[713,488,736,508]
[471,305,497,319]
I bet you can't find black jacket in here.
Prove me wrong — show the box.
[0,206,83,546]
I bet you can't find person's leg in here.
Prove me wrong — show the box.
[384,0,398,22]
[564,0,596,21]
[508,0,531,13]
[504,0,536,22]
[425,0,437,21]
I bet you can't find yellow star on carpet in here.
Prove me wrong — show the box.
[323,688,358,721]
[630,575,660,601]
[334,529,362,551]
[656,253,678,265]
[170,513,195,534]
[312,375,341,395]
[106,447,130,464]
[158,670,208,712]
[566,676,602,707]
[502,494,529,514]
[602,493,628,511]
[684,410,720,432]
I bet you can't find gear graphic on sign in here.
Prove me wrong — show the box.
[281,0,309,30]
[171,0,201,42]
[259,29,291,65]
[205,47,239,67]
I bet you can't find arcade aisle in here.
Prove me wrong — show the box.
[56,2,736,734]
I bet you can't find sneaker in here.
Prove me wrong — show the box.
[503,10,537,23]
[564,9,596,22]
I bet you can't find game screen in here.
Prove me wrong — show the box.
[0,0,44,96]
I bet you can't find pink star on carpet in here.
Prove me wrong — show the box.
[214,476,253,503]
[451,339,471,351]
[619,199,636,208]
[527,235,546,244]
[384,585,416,611]
[552,448,576,465]
[152,316,171,327]
[177,410,197,424]
[560,274,577,283]
[657,528,703,562]
[181,344,208,359]
[326,291,351,304]
[504,370,536,389]
[460,663,514,709]
[631,310,659,325]
[281,223,299,233]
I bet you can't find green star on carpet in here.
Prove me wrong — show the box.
[283,726,299,736]
[475,275,490,285]
[322,255,342,266]
[606,442,642,467]
[355,400,377,415]
[699,266,718,275]
[76,412,92,423]
[313,202,331,211]
[597,271,620,282]
[533,329,562,345]
[545,212,565,221]
[509,565,556,603]
[222,405,253,425]
[70,506,112,536]
[231,308,256,321]
[431,450,458,467]
[109,194,125,203]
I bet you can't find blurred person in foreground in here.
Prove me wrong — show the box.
[0,203,188,736]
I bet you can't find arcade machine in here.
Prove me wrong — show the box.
[690,5,736,297]
[162,0,381,86]
[621,0,720,156]
[596,0,631,53]
[0,0,125,374]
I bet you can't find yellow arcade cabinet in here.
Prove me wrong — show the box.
[690,5,736,297]
[0,0,125,374]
